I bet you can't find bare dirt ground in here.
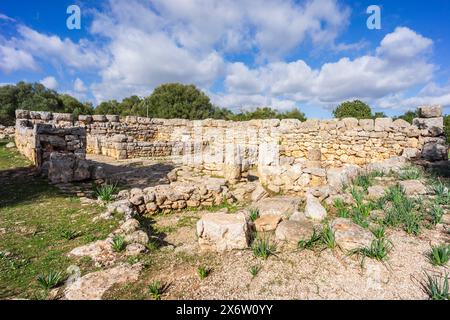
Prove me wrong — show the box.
[104,210,449,300]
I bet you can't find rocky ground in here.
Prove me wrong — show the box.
[0,140,449,300]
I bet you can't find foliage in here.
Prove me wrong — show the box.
[111,235,126,252]
[429,244,450,266]
[0,82,93,125]
[249,208,259,222]
[94,183,118,202]
[36,271,64,290]
[252,235,276,259]
[351,238,393,263]
[197,266,211,280]
[60,229,81,240]
[371,226,386,239]
[398,165,422,180]
[148,281,163,300]
[333,198,350,218]
[230,107,306,122]
[423,273,449,300]
[332,100,373,119]
[249,265,261,277]
[394,110,418,124]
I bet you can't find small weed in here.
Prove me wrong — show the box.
[422,273,449,300]
[431,180,450,205]
[111,235,126,252]
[351,238,393,263]
[429,244,450,266]
[36,271,64,290]
[249,265,261,277]
[354,174,373,191]
[333,198,350,218]
[197,266,211,280]
[321,224,336,249]
[148,281,163,300]
[60,229,81,240]
[429,205,444,226]
[399,165,422,180]
[371,225,386,239]
[145,239,160,252]
[252,235,276,259]
[249,208,259,222]
[94,183,118,202]
[298,229,322,250]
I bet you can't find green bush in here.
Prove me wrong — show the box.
[332,100,373,119]
[37,271,64,290]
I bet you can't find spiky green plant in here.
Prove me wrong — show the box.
[252,235,276,259]
[197,266,210,280]
[60,229,81,240]
[399,165,422,180]
[371,226,386,239]
[429,244,450,266]
[354,174,373,191]
[148,281,163,300]
[249,265,261,277]
[249,208,259,222]
[333,198,350,218]
[351,238,393,263]
[321,224,336,249]
[37,271,63,290]
[111,235,126,252]
[431,180,450,205]
[429,205,444,226]
[298,229,322,250]
[423,273,449,300]
[94,183,118,202]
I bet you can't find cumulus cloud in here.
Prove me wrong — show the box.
[74,78,87,93]
[0,45,37,73]
[40,76,58,90]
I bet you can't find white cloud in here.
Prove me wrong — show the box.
[40,76,58,90]
[0,13,16,22]
[74,78,87,93]
[0,45,37,73]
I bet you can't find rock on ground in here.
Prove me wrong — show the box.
[304,195,327,221]
[197,212,250,252]
[254,215,281,232]
[275,220,315,245]
[399,180,427,196]
[367,185,386,200]
[64,263,142,300]
[68,240,116,267]
[254,197,300,219]
[5,142,15,148]
[331,218,374,252]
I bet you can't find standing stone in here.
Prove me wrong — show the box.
[304,194,327,221]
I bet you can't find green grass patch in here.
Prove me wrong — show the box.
[0,140,32,170]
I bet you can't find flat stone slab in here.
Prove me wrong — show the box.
[331,218,374,252]
[254,197,300,219]
[197,212,250,252]
[64,264,142,300]
[304,195,327,221]
[399,180,427,196]
[69,240,116,267]
[367,185,386,200]
[275,220,315,245]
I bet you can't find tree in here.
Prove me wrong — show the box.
[332,100,373,119]
[444,115,450,142]
[140,83,218,119]
[230,107,306,121]
[394,110,418,124]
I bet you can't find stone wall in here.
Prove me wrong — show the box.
[0,125,15,140]
[15,110,91,183]
[13,105,448,190]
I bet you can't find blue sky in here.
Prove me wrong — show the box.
[0,0,449,118]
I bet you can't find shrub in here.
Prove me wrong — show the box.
[37,271,63,290]
[94,183,118,202]
[111,235,126,252]
[423,273,449,300]
[332,100,373,119]
[429,244,450,266]
[148,281,163,300]
[197,266,210,280]
[252,236,276,259]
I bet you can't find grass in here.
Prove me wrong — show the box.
[429,205,444,226]
[429,244,450,266]
[371,226,386,239]
[298,229,322,250]
[423,273,449,300]
[321,224,336,249]
[249,208,259,222]
[60,230,81,240]
[351,238,393,264]
[399,165,422,180]
[148,281,163,300]
[431,179,450,205]
[111,235,126,252]
[94,183,118,202]
[197,266,211,280]
[0,140,31,170]
[0,143,119,299]
[36,270,64,290]
[249,265,261,277]
[298,225,336,250]
[252,235,276,259]
[333,198,350,218]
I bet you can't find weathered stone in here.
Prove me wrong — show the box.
[331,218,374,252]
[197,212,250,251]
[64,264,142,300]
[275,220,315,244]
[367,185,386,200]
[399,180,427,196]
[125,243,146,256]
[254,215,282,232]
[5,142,15,148]
[118,219,140,234]
[251,183,268,202]
[418,105,442,118]
[307,148,321,161]
[69,240,116,266]
[124,230,149,246]
[304,194,327,221]
[254,197,300,219]
[422,143,448,161]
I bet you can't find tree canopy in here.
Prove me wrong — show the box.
[0,82,93,125]
[332,100,373,119]
[230,107,306,121]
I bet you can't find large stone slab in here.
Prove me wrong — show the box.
[399,180,427,196]
[254,197,300,219]
[275,220,315,244]
[197,212,250,251]
[331,218,374,252]
[254,215,282,232]
[418,105,442,118]
[64,264,142,300]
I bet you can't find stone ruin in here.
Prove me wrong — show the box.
[13,105,448,191]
